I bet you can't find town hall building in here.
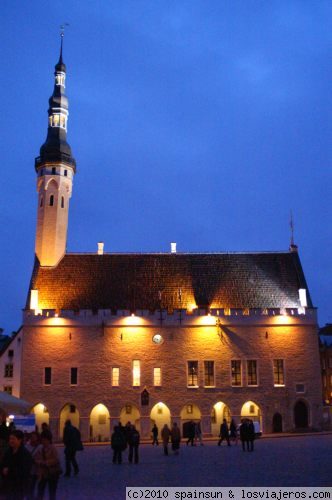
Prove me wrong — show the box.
[7,39,324,441]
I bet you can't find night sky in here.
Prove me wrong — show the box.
[1,1,331,334]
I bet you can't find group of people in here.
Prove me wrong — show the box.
[153,423,181,455]
[217,418,255,451]
[0,418,82,500]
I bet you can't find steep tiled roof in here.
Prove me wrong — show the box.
[26,251,313,311]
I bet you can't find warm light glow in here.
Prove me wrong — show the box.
[30,289,39,312]
[299,289,307,307]
[154,368,161,386]
[121,315,146,326]
[133,360,140,386]
[195,314,216,326]
[214,402,223,410]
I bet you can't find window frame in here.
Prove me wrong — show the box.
[204,360,215,387]
[153,367,162,387]
[70,367,78,386]
[44,367,52,386]
[112,367,120,387]
[273,359,285,387]
[231,359,242,386]
[247,359,258,386]
[187,360,199,388]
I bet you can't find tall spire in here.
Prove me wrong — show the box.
[289,211,298,252]
[35,26,75,172]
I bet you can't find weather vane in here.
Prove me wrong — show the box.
[290,210,295,247]
[60,23,69,38]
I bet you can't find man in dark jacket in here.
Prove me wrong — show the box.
[248,419,255,451]
[111,425,126,464]
[1,429,32,499]
[128,426,140,464]
[218,419,231,446]
[63,419,81,477]
[240,419,250,451]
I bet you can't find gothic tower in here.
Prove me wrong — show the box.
[34,34,76,267]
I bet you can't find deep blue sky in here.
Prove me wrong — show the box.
[1,1,331,333]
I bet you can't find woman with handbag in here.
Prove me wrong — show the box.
[34,430,62,500]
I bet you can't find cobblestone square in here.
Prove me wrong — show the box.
[56,435,332,500]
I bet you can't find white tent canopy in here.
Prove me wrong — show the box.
[0,392,31,415]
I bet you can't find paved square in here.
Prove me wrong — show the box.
[56,435,332,500]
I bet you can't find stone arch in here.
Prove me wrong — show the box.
[150,402,171,434]
[241,400,262,431]
[211,401,232,437]
[45,178,59,191]
[119,404,141,432]
[294,400,309,429]
[31,403,50,433]
[59,403,80,439]
[180,404,201,438]
[89,404,110,442]
[272,412,283,433]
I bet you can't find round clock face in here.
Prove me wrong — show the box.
[152,334,164,345]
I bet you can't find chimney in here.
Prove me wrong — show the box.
[171,242,177,254]
[97,242,104,255]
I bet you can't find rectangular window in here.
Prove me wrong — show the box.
[273,359,285,386]
[112,367,119,386]
[3,386,12,395]
[4,364,13,378]
[231,360,242,386]
[204,361,215,387]
[70,367,78,385]
[153,368,161,387]
[133,360,140,386]
[187,361,198,387]
[44,367,52,385]
[247,360,258,386]
[296,383,305,393]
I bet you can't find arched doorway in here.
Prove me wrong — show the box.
[150,403,171,434]
[272,412,283,433]
[89,404,110,442]
[31,403,50,433]
[294,400,309,428]
[241,401,262,432]
[211,402,231,437]
[180,404,201,438]
[120,404,140,431]
[59,403,80,439]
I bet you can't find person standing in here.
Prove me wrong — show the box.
[194,421,204,446]
[240,419,250,451]
[34,430,61,500]
[229,419,238,445]
[63,420,81,477]
[1,429,32,500]
[186,421,195,446]
[25,431,41,500]
[128,426,140,464]
[248,419,255,452]
[161,424,171,456]
[170,422,181,455]
[151,424,159,446]
[218,419,231,446]
[111,425,126,464]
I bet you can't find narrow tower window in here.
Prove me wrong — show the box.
[64,170,68,177]
[52,167,56,174]
[61,196,65,208]
[49,195,54,207]
[40,197,43,208]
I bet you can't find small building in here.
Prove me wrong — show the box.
[11,39,324,441]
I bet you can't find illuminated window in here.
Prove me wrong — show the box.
[49,195,54,207]
[187,361,198,387]
[3,386,12,395]
[247,360,258,386]
[133,360,140,386]
[224,308,231,316]
[44,367,52,385]
[112,367,119,386]
[4,364,13,378]
[231,360,242,386]
[273,359,285,386]
[243,308,250,316]
[204,361,215,387]
[153,368,161,386]
[61,196,65,208]
[70,367,78,385]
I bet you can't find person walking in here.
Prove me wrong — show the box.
[170,422,181,455]
[218,419,231,446]
[151,424,159,446]
[161,424,171,456]
[34,430,62,500]
[186,421,195,446]
[63,420,82,477]
[229,419,238,445]
[128,426,140,464]
[194,421,204,446]
[1,429,32,500]
[111,425,126,464]
[248,419,255,452]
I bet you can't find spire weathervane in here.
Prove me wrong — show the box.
[290,210,294,247]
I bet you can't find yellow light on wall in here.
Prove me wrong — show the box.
[133,360,140,386]
[30,289,39,312]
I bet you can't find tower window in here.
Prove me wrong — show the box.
[61,196,65,209]
[44,367,52,385]
[40,197,43,208]
[52,167,56,174]
[49,195,54,207]
[64,170,68,177]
